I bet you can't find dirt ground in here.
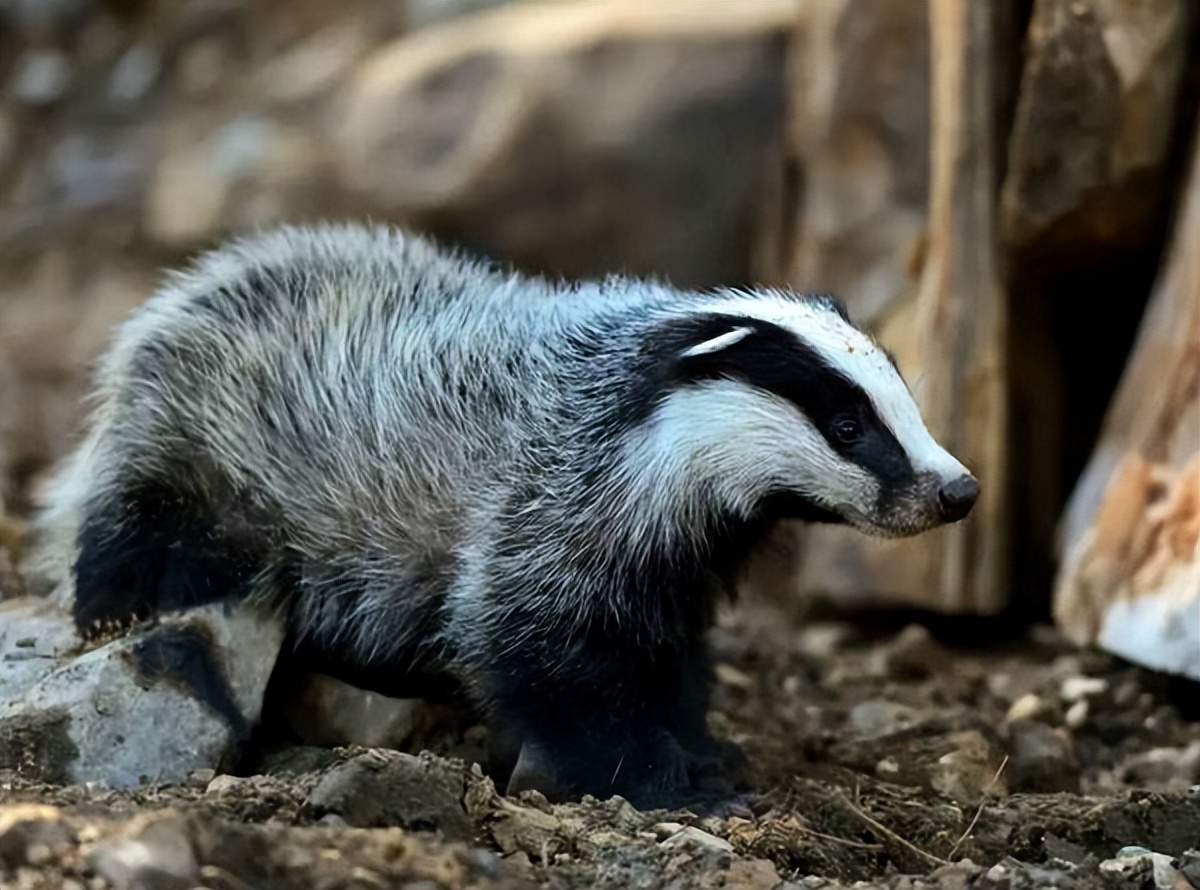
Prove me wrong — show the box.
[2,592,1198,890]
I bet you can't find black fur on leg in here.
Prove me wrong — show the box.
[73,481,266,634]
[477,601,719,808]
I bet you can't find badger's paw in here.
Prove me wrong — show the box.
[505,727,692,807]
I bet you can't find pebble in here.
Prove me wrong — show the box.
[929,730,1008,804]
[89,817,197,890]
[847,699,920,738]
[108,45,161,103]
[658,826,734,853]
[1176,850,1200,887]
[12,51,70,105]
[875,757,900,777]
[1100,846,1182,889]
[1006,719,1080,793]
[725,858,782,890]
[1005,692,1056,724]
[0,805,73,869]
[714,663,754,690]
[205,774,244,795]
[1060,676,1108,702]
[1065,699,1090,729]
[879,623,949,681]
[650,821,686,840]
[303,751,474,840]
[188,768,216,788]
[1117,741,1200,788]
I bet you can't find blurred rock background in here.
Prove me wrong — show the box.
[0,0,1196,676]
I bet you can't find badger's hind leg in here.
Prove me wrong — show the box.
[73,478,268,633]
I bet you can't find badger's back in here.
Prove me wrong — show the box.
[32,227,618,634]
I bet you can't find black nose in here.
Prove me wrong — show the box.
[938,474,980,521]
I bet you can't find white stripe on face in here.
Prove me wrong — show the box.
[622,381,879,527]
[699,292,969,484]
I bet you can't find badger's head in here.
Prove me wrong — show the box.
[631,291,979,539]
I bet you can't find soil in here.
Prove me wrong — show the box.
[2,594,1199,890]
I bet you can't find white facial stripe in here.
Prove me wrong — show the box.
[621,381,879,529]
[680,326,754,358]
[699,291,969,482]
[870,379,968,479]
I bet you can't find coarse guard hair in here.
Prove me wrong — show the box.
[31,224,979,805]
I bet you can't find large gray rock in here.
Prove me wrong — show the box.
[337,0,797,286]
[0,602,284,786]
[0,598,80,705]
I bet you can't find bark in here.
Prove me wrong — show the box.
[1053,125,1200,679]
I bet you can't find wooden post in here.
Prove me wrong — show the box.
[1053,126,1200,679]
[910,0,1009,611]
[791,0,1010,613]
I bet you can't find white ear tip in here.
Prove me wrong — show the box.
[681,326,754,359]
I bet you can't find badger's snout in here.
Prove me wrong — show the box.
[937,473,979,522]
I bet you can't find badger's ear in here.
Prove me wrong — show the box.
[679,325,755,359]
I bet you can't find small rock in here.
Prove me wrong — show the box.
[879,624,949,681]
[1064,699,1090,730]
[1118,741,1200,789]
[108,45,160,103]
[504,851,532,869]
[875,757,900,777]
[726,858,782,890]
[651,821,686,840]
[1060,676,1109,702]
[795,622,856,660]
[658,826,733,853]
[1176,850,1200,887]
[0,804,73,869]
[486,798,565,862]
[847,699,920,738]
[89,816,197,890]
[929,730,1008,805]
[1006,719,1080,793]
[303,750,473,840]
[187,768,215,788]
[714,663,754,690]
[1100,847,1182,890]
[1005,693,1059,725]
[204,774,243,796]
[12,51,70,105]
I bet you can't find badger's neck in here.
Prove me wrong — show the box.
[533,431,774,643]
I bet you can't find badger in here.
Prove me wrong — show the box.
[32,224,978,805]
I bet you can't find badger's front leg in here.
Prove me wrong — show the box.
[479,621,697,806]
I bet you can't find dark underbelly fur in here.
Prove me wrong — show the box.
[71,484,767,807]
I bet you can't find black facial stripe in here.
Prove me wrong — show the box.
[649,314,916,490]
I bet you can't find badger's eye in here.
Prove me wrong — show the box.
[832,415,861,444]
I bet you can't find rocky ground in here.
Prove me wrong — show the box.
[2,594,1198,890]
